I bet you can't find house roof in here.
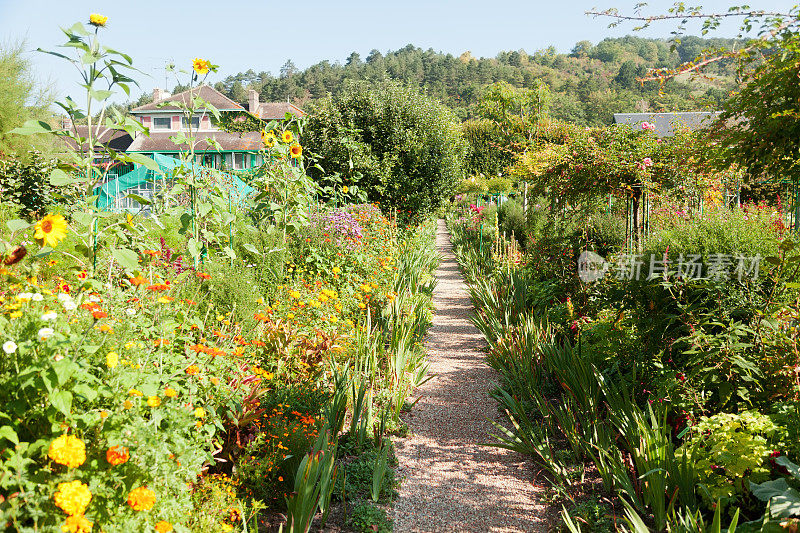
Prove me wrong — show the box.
[127,131,262,152]
[249,101,305,120]
[59,125,133,153]
[131,85,246,113]
[613,112,721,137]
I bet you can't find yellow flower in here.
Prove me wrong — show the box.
[332,266,341,274]
[48,435,86,468]
[281,131,293,144]
[147,396,161,407]
[123,400,133,410]
[34,214,68,248]
[287,312,295,319]
[128,388,143,397]
[106,445,130,466]
[127,486,156,511]
[289,290,301,299]
[192,58,210,76]
[54,480,92,515]
[194,407,206,418]
[155,522,173,533]
[343,186,349,194]
[106,352,118,369]
[88,13,107,27]
[164,387,178,398]
[61,513,93,533]
[290,144,302,158]
[261,131,276,148]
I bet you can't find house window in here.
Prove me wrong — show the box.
[181,116,200,130]
[152,117,171,130]
[233,153,246,170]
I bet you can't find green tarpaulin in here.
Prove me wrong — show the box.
[96,153,254,211]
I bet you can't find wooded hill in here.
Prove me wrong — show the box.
[210,36,742,126]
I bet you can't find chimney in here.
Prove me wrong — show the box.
[248,89,260,115]
[152,88,171,103]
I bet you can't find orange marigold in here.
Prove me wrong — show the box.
[129,275,148,286]
[54,480,92,516]
[185,365,200,375]
[127,486,156,511]
[155,521,173,533]
[106,445,130,466]
[48,435,86,468]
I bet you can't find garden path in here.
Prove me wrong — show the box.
[392,220,547,532]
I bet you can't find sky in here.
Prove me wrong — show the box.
[0,0,795,104]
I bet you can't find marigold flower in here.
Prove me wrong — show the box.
[62,513,93,533]
[290,144,302,158]
[332,266,341,274]
[106,352,118,369]
[196,272,211,280]
[192,58,210,76]
[91,310,107,320]
[106,445,130,466]
[54,480,92,515]
[185,365,199,375]
[155,522,173,533]
[129,276,148,286]
[88,13,108,26]
[194,407,206,418]
[147,396,161,407]
[127,486,156,511]
[123,400,133,410]
[34,214,68,248]
[281,131,293,144]
[48,435,86,468]
[129,389,143,397]
[164,387,178,398]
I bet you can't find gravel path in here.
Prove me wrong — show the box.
[392,220,547,533]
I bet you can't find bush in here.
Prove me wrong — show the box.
[347,502,392,533]
[0,152,59,217]
[676,411,787,511]
[497,199,527,248]
[303,81,467,219]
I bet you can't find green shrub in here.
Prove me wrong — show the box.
[644,206,782,265]
[486,177,512,194]
[498,199,527,248]
[348,502,392,533]
[0,152,59,218]
[676,411,787,511]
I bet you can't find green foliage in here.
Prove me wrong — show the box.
[486,177,512,194]
[750,456,800,520]
[347,502,392,533]
[215,37,738,126]
[497,199,526,247]
[677,411,786,511]
[561,497,616,533]
[462,119,517,176]
[215,110,264,133]
[0,41,54,156]
[0,151,59,217]
[303,81,466,218]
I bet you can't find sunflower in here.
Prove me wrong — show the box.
[34,214,68,248]
[261,130,277,148]
[88,13,108,27]
[192,58,210,76]
[281,131,294,144]
[290,144,302,158]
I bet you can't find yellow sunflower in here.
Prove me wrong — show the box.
[88,13,108,27]
[192,58,210,76]
[34,214,68,248]
[281,130,294,144]
[290,144,302,158]
[261,130,277,148]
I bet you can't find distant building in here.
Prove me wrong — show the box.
[613,112,721,137]
[127,85,303,170]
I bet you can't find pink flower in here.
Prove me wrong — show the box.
[641,121,655,131]
[643,157,653,167]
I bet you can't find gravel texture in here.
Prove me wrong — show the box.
[392,220,548,533]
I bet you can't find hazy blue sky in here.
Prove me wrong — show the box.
[0,0,795,103]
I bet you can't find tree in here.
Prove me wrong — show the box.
[0,41,54,157]
[303,81,466,218]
